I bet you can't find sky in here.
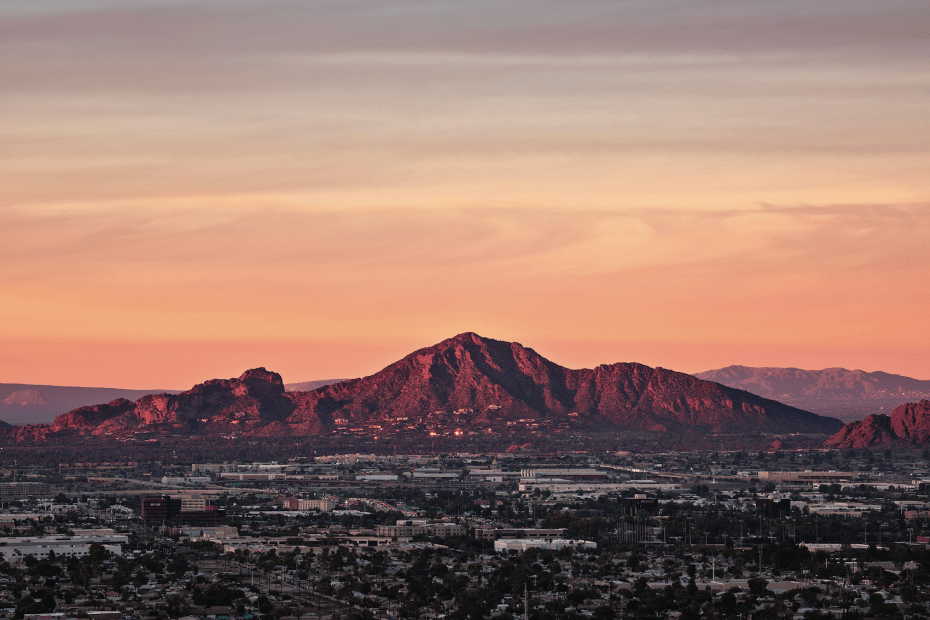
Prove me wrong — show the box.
[1,0,929,389]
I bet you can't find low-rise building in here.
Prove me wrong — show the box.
[377,521,466,538]
[494,538,596,552]
[0,534,127,562]
[284,498,337,511]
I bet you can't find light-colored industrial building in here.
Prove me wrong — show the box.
[494,538,596,553]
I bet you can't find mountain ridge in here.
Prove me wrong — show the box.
[0,333,843,447]
[693,365,930,421]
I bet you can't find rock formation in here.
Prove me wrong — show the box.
[823,400,930,448]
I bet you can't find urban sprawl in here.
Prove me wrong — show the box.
[1,449,930,620]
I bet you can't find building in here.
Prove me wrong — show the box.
[220,472,287,481]
[142,495,225,524]
[520,469,606,481]
[142,496,181,523]
[376,521,466,538]
[192,462,238,474]
[178,526,239,540]
[0,482,52,499]
[475,528,567,540]
[756,497,791,518]
[0,534,126,562]
[518,481,679,493]
[494,538,596,553]
[757,471,861,483]
[410,469,460,479]
[179,495,207,511]
[285,498,337,511]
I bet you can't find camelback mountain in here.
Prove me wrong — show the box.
[0,333,842,445]
[823,400,930,449]
[694,366,930,421]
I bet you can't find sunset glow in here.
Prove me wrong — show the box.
[1,1,928,388]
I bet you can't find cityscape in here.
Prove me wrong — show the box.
[1,449,929,620]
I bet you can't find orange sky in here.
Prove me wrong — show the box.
[1,1,928,388]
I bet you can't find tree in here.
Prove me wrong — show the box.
[720,590,737,615]
[592,605,615,620]
[747,577,769,597]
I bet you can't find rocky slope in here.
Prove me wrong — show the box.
[1,333,843,444]
[823,400,930,448]
[694,366,930,420]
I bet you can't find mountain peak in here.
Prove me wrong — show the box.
[442,332,513,350]
[238,367,284,387]
[2,389,48,406]
[453,331,486,344]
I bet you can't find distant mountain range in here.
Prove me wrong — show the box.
[0,383,179,425]
[1,333,842,447]
[693,366,930,422]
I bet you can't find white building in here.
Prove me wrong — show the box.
[179,526,239,540]
[0,535,127,562]
[494,538,596,553]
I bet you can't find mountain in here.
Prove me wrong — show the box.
[0,383,180,425]
[2,333,843,445]
[284,379,348,392]
[693,366,930,421]
[2,389,48,406]
[823,400,930,449]
[281,333,841,437]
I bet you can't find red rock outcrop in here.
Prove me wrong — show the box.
[38,368,315,438]
[50,398,136,432]
[824,400,930,448]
